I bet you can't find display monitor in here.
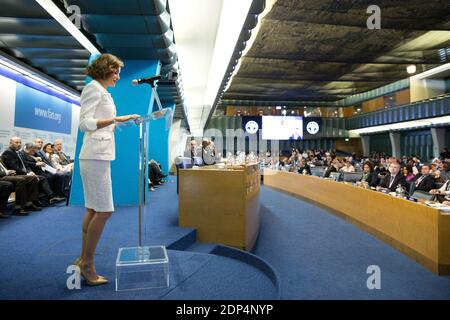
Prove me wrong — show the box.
[262,116,303,140]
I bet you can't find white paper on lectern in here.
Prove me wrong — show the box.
[43,164,57,174]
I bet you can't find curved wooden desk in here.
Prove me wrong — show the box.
[178,163,260,251]
[264,169,450,275]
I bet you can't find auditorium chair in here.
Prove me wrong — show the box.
[411,190,434,201]
[342,172,364,183]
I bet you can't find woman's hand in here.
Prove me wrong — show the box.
[115,114,140,123]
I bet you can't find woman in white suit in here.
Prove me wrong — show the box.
[75,54,139,285]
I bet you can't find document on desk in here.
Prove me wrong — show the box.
[43,164,57,174]
[425,201,450,213]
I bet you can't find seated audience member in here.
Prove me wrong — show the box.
[429,179,450,203]
[149,160,167,185]
[358,162,379,188]
[0,158,41,215]
[375,158,388,175]
[440,148,450,160]
[402,165,416,183]
[324,159,340,178]
[340,158,355,173]
[42,143,54,161]
[431,163,445,183]
[1,137,31,176]
[43,142,72,173]
[35,139,71,198]
[440,161,450,181]
[376,162,407,192]
[0,180,14,218]
[21,143,65,203]
[411,164,435,193]
[297,158,311,175]
[406,158,420,175]
[201,139,215,165]
[53,139,73,165]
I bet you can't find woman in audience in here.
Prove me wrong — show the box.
[358,162,379,188]
[43,143,54,160]
[340,158,355,173]
[402,165,415,183]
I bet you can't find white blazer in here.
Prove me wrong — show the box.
[78,80,117,161]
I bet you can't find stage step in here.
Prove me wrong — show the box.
[184,242,217,254]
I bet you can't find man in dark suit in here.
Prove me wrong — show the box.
[34,138,53,167]
[411,164,435,193]
[0,159,40,215]
[1,137,29,175]
[376,162,407,192]
[0,180,13,218]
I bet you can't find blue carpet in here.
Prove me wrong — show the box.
[2,177,450,299]
[254,185,450,299]
[0,179,276,300]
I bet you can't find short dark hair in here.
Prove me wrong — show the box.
[43,143,53,152]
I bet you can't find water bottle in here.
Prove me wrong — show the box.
[395,184,404,197]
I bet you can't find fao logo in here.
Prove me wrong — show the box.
[306,121,319,135]
[245,121,259,134]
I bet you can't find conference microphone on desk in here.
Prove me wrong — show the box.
[131,75,161,86]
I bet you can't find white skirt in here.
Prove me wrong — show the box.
[79,159,114,212]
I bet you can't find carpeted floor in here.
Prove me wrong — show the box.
[254,185,450,299]
[1,178,450,299]
[0,179,277,300]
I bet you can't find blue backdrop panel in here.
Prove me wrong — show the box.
[148,102,175,175]
[14,82,73,134]
[70,58,160,206]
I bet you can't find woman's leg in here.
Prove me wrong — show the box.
[80,208,96,262]
[82,211,112,279]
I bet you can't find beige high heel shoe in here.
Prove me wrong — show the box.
[74,258,108,284]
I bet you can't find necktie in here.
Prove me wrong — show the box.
[416,175,425,187]
[389,175,395,188]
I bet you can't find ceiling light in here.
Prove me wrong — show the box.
[407,65,417,74]
[35,0,100,55]
[0,56,80,102]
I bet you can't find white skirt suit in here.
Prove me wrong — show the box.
[78,80,117,212]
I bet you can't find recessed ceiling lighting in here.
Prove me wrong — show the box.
[407,65,417,74]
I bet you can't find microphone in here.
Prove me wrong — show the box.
[131,75,161,86]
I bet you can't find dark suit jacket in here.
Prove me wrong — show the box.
[298,165,311,175]
[324,166,337,178]
[412,174,435,192]
[20,151,45,175]
[36,150,54,167]
[364,172,379,187]
[0,160,9,179]
[0,148,28,175]
[379,173,407,192]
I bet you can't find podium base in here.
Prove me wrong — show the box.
[115,246,169,291]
